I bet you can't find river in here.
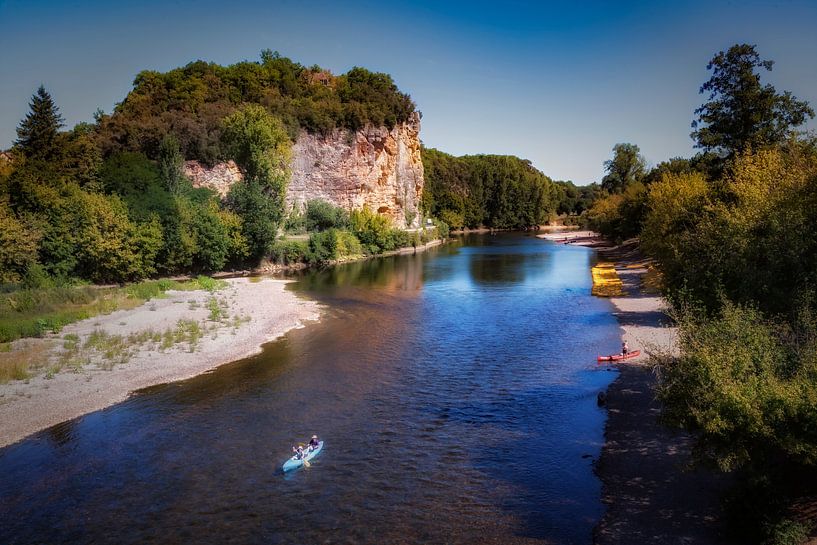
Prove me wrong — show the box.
[0,233,621,544]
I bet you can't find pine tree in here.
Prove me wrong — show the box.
[15,85,65,159]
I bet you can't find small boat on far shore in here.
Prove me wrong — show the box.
[597,350,641,362]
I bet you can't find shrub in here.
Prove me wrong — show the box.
[658,300,817,472]
[350,207,393,254]
[334,230,363,259]
[308,230,337,263]
[305,199,350,231]
[269,239,310,265]
[0,199,41,284]
[284,206,306,234]
[432,218,449,239]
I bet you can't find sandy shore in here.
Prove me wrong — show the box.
[537,230,612,247]
[588,240,734,544]
[0,278,320,449]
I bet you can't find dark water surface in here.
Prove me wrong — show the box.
[0,233,621,544]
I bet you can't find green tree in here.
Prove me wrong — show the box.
[226,180,278,261]
[220,105,291,185]
[222,105,292,260]
[305,199,349,231]
[158,134,185,194]
[15,86,65,160]
[601,143,646,194]
[691,44,814,156]
[0,198,41,283]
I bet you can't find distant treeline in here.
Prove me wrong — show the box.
[421,148,592,229]
[587,44,817,544]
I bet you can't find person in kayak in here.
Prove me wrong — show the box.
[621,341,629,355]
[292,445,305,459]
[308,435,320,451]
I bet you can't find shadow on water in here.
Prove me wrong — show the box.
[0,233,621,545]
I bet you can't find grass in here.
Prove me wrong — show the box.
[207,297,224,322]
[0,275,233,382]
[0,341,54,383]
[0,276,227,344]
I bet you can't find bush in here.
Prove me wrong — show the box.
[432,218,450,239]
[305,199,349,231]
[308,230,337,263]
[284,206,306,234]
[334,230,363,259]
[269,239,309,265]
[586,182,648,241]
[350,207,393,254]
[658,300,817,472]
[0,198,41,284]
[764,519,811,545]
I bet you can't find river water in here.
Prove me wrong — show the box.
[0,233,621,544]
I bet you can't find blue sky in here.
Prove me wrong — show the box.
[1,0,815,184]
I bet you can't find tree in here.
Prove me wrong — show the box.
[691,44,814,156]
[158,134,185,194]
[601,143,646,194]
[226,180,278,261]
[222,105,293,261]
[221,105,291,212]
[0,198,41,283]
[15,86,65,160]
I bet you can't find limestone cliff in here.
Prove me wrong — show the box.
[184,112,424,228]
[183,160,242,199]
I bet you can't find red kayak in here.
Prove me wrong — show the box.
[597,350,640,362]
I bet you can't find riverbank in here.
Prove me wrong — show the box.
[451,224,580,235]
[0,278,320,448]
[589,239,734,544]
[256,237,445,273]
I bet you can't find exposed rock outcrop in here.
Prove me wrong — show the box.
[183,159,242,199]
[184,113,424,228]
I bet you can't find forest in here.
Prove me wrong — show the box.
[587,43,817,543]
[421,147,562,229]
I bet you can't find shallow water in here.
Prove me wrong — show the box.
[0,233,621,544]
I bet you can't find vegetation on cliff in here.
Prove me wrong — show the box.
[96,50,416,164]
[587,43,817,543]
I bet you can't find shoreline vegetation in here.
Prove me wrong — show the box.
[580,44,817,544]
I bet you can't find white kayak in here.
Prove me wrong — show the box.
[282,441,324,472]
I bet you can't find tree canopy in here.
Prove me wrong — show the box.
[691,43,814,156]
[96,50,416,164]
[422,148,557,229]
[601,143,646,194]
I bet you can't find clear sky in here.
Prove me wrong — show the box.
[1,0,816,184]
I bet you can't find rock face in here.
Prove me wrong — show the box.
[288,112,424,228]
[183,160,242,199]
[184,113,424,228]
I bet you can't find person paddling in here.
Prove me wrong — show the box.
[292,445,305,460]
[308,435,320,451]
